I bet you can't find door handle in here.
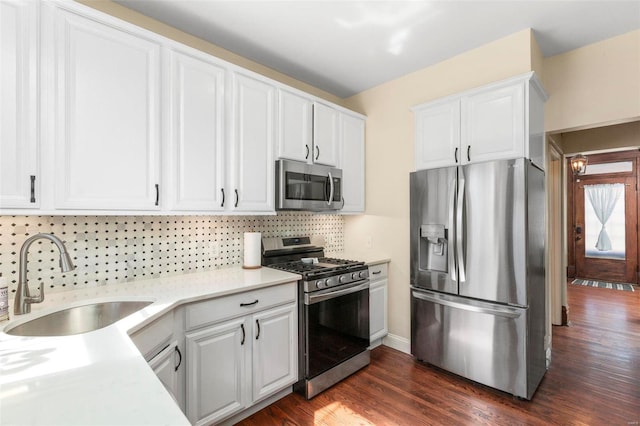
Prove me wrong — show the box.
[448,177,457,282]
[174,346,182,372]
[456,173,466,283]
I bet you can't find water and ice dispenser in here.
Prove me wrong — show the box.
[419,224,448,272]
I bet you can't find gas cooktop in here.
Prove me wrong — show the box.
[267,257,365,277]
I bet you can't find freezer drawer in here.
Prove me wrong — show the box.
[411,289,543,399]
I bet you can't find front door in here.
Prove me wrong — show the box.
[575,175,638,283]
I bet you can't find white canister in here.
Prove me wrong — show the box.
[243,232,262,269]
[0,274,8,321]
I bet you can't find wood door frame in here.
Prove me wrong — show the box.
[567,149,640,283]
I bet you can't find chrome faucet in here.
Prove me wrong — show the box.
[14,233,75,315]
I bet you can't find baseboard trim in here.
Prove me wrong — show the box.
[382,333,411,354]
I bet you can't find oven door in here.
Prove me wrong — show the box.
[302,280,370,379]
[276,159,343,211]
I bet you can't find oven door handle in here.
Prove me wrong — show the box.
[305,280,369,305]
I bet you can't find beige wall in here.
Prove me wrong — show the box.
[78,0,348,108]
[543,30,640,133]
[560,121,640,155]
[342,29,535,344]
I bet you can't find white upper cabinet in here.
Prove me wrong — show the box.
[166,46,226,211]
[230,71,276,212]
[413,72,547,171]
[277,89,313,163]
[461,81,524,164]
[0,0,38,209]
[45,3,161,210]
[339,113,365,213]
[414,99,461,170]
[313,102,339,166]
[2,1,364,214]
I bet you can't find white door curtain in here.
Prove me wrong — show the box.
[585,183,624,251]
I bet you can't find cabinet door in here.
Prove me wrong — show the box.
[313,103,339,166]
[168,48,226,211]
[0,0,38,209]
[461,82,524,164]
[148,341,181,408]
[278,89,313,163]
[414,100,460,170]
[186,318,247,426]
[339,114,365,213]
[50,6,161,210]
[251,303,297,403]
[369,279,388,342]
[231,72,275,212]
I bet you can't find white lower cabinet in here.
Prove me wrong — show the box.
[130,311,186,413]
[186,317,247,425]
[149,340,182,406]
[185,282,297,426]
[251,304,298,402]
[369,263,389,346]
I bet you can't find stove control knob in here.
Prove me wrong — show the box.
[351,272,358,280]
[316,280,324,289]
[339,275,347,284]
[359,271,367,279]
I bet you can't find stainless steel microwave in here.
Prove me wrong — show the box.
[276,159,343,211]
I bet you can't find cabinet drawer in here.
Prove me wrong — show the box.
[368,263,388,280]
[130,312,174,361]
[186,282,297,331]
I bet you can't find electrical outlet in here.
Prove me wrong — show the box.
[365,236,372,249]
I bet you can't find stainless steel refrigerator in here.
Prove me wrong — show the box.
[410,158,546,400]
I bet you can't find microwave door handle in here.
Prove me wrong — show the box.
[327,172,334,205]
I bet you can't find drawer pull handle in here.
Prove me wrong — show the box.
[240,299,259,307]
[372,270,382,275]
[240,324,245,345]
[256,319,260,340]
[221,188,225,207]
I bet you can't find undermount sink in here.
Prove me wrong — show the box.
[4,301,153,337]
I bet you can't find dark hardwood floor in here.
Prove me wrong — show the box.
[238,284,640,425]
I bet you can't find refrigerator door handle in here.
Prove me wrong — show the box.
[456,173,466,283]
[448,178,457,281]
[412,290,522,319]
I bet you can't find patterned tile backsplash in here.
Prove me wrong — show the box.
[0,213,344,294]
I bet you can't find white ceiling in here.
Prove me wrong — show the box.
[115,1,640,98]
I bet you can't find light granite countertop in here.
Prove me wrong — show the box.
[0,267,300,425]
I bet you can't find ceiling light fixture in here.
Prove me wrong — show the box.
[570,154,588,175]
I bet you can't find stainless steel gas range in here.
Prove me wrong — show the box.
[262,236,370,399]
